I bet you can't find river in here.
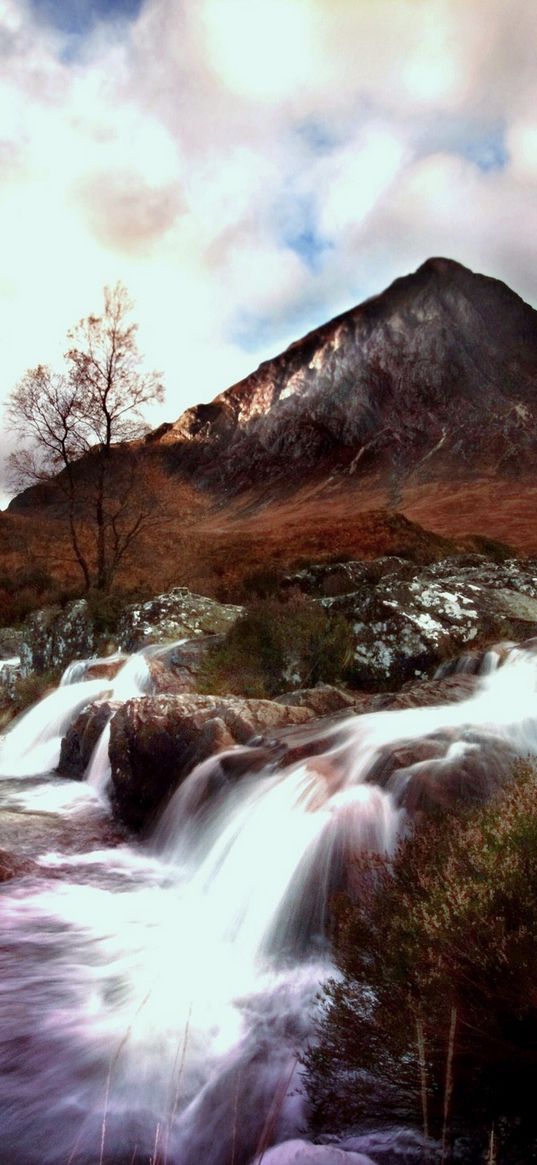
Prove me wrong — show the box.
[1,644,536,1164]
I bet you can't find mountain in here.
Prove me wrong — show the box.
[6,258,537,598]
[151,256,537,497]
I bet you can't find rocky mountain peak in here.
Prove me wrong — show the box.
[156,258,537,493]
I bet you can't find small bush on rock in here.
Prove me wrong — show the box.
[198,596,354,697]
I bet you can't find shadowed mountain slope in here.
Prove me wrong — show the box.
[153,257,537,495]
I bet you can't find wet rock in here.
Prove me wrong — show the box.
[275,684,365,716]
[85,658,125,681]
[147,637,222,695]
[367,731,517,813]
[117,587,243,652]
[372,673,479,710]
[254,1139,375,1164]
[109,693,314,831]
[20,600,94,676]
[57,700,120,779]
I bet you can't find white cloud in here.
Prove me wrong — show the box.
[2,0,537,506]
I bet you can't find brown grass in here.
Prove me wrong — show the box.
[1,469,533,613]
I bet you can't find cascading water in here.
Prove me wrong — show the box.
[1,642,537,1164]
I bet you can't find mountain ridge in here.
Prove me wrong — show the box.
[148,256,537,495]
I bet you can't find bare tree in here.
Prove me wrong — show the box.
[6,283,165,591]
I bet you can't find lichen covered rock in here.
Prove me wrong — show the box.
[303,555,537,688]
[20,599,95,676]
[117,587,243,652]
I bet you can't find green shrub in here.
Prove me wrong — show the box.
[198,596,354,697]
[304,761,537,1163]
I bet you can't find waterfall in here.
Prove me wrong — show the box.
[0,676,113,777]
[0,642,536,1164]
[85,719,112,793]
[0,644,161,783]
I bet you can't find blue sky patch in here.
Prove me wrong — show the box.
[286,227,333,272]
[459,129,509,173]
[295,118,340,156]
[30,0,144,37]
[275,193,333,273]
[231,287,350,357]
[419,115,509,174]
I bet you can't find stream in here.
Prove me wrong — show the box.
[1,643,537,1164]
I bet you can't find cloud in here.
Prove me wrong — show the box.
[2,0,537,505]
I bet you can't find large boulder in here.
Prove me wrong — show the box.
[258,1141,375,1165]
[308,555,537,688]
[20,599,94,676]
[117,587,243,652]
[109,693,315,830]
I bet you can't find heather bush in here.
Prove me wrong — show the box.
[0,566,59,626]
[198,596,354,697]
[304,761,537,1163]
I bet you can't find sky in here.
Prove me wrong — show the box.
[2,0,537,501]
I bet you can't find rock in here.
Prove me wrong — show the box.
[367,731,517,813]
[117,587,243,652]
[319,554,537,688]
[0,627,23,659]
[275,684,364,716]
[0,656,22,695]
[57,700,120,779]
[148,637,222,694]
[0,849,36,882]
[85,658,125,681]
[371,673,479,709]
[283,556,417,597]
[20,599,94,676]
[109,693,314,830]
[256,1140,375,1165]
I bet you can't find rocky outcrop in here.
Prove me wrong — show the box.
[291,554,537,688]
[275,684,362,716]
[148,637,222,694]
[109,693,315,830]
[102,672,485,830]
[20,599,94,676]
[367,731,518,814]
[117,588,243,652]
